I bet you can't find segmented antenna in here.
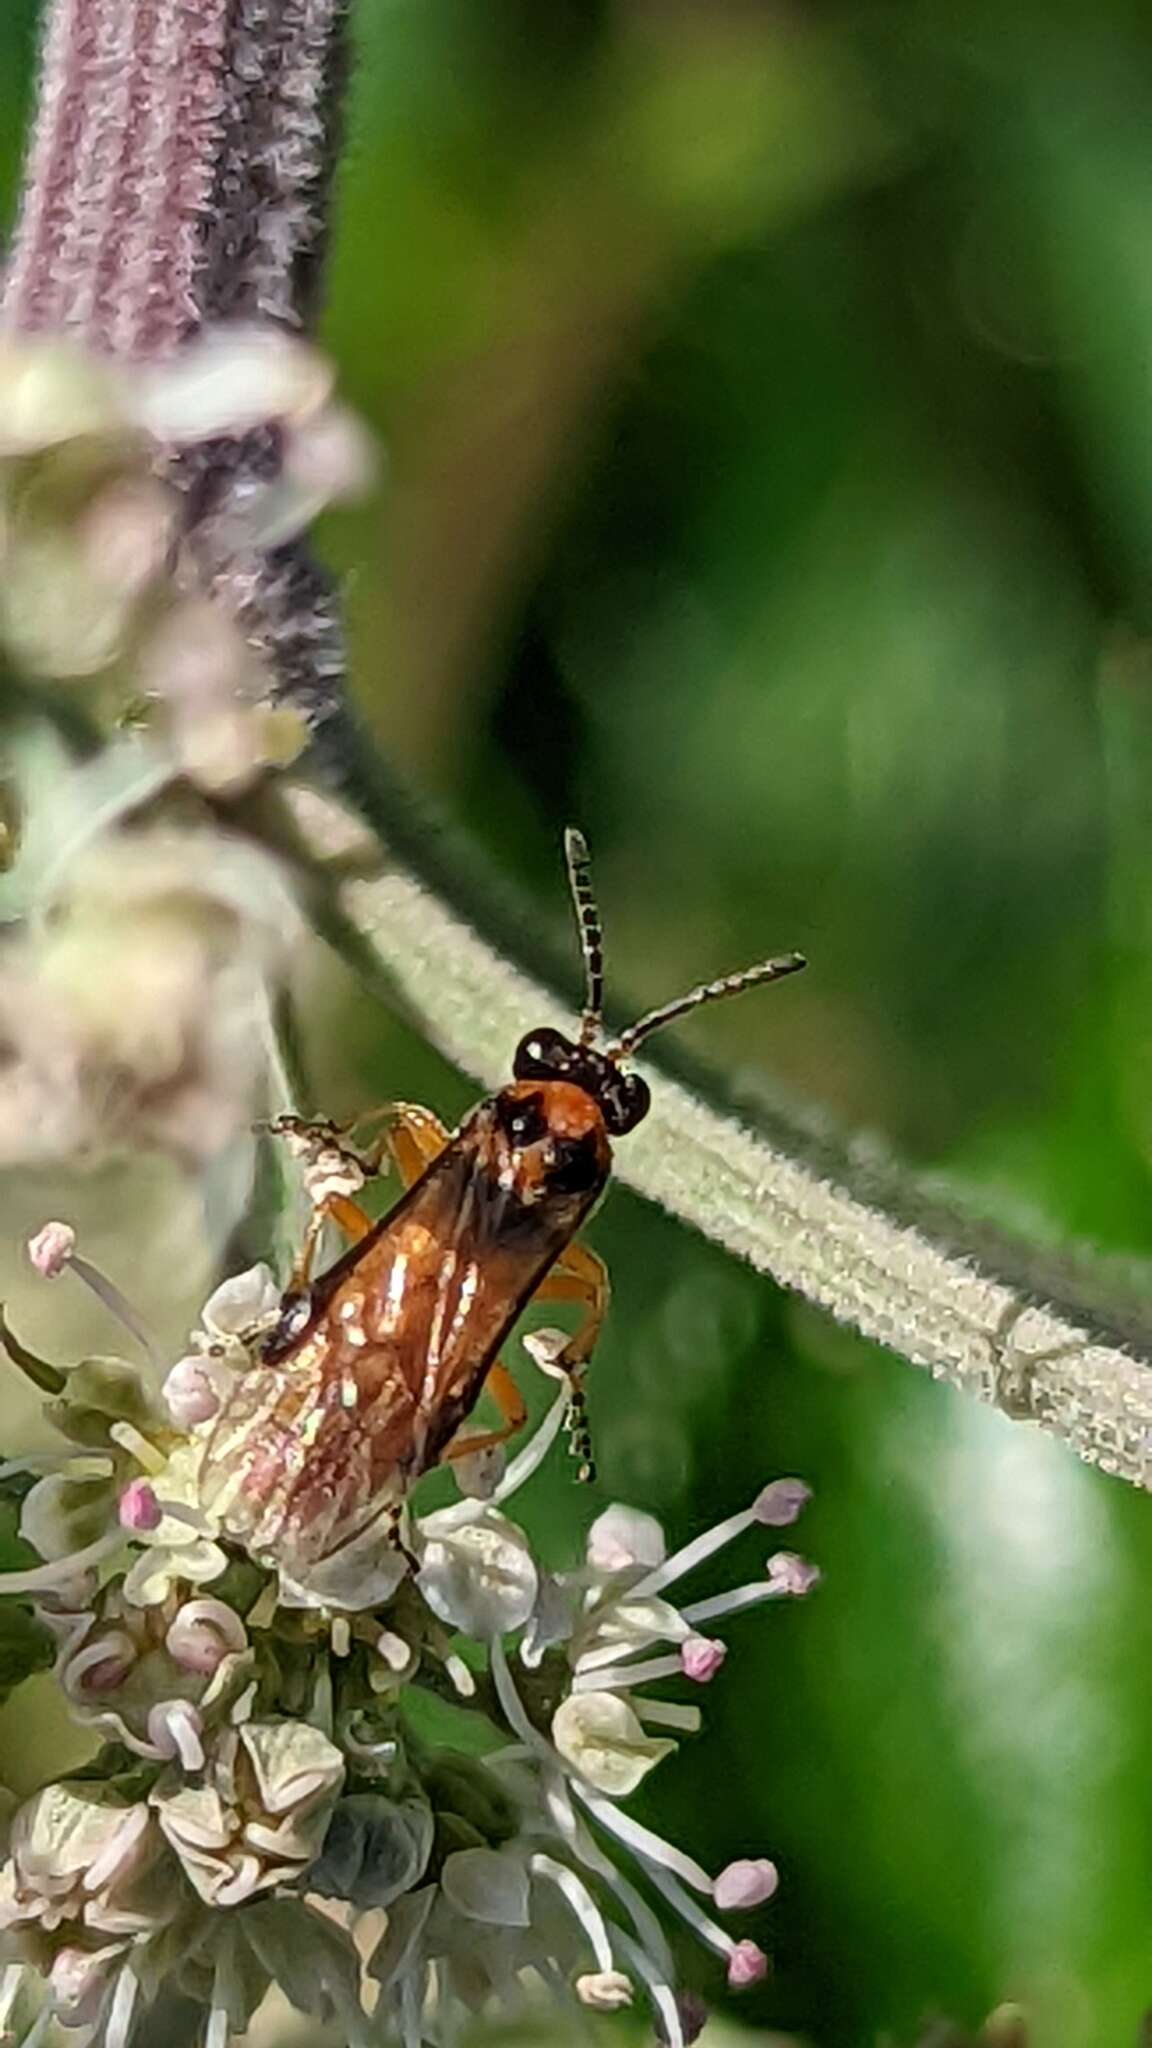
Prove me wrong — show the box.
[563,826,605,1045]
[606,952,806,1059]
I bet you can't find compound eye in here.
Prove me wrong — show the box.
[513,1027,574,1082]
[495,1090,550,1149]
[548,1132,604,1196]
[607,1070,651,1136]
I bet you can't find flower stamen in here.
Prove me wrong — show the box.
[629,1478,810,1601]
[571,1786,713,1895]
[27,1222,156,1361]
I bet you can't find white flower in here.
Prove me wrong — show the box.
[119,1441,228,1608]
[417,1501,539,1637]
[551,1692,677,1798]
[0,1787,175,1942]
[519,1570,581,1670]
[161,1263,280,1428]
[586,1504,667,1575]
[151,1721,344,1907]
[1,1248,815,2048]
[132,326,335,444]
[562,1478,820,1696]
[198,1264,282,1351]
[139,596,308,795]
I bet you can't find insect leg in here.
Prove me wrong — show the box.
[532,1241,609,1371]
[441,1363,528,1462]
[288,1208,327,1294]
[306,1102,452,1254]
[375,1103,452,1185]
[530,1241,609,1482]
[262,1115,378,1286]
[324,1194,376,1244]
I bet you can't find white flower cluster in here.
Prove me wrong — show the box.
[0,1241,820,2048]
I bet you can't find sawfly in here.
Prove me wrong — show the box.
[198,830,805,1578]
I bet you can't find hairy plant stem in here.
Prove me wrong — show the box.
[2,0,348,348]
[7,0,1152,1490]
[1,0,351,729]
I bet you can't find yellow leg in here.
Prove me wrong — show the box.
[288,1187,377,1289]
[288,1208,325,1293]
[442,1362,528,1461]
[378,1103,453,1187]
[327,1193,376,1244]
[531,1239,609,1376]
[527,1240,608,1484]
[267,1115,381,1290]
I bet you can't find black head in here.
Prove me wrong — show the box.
[513,1027,651,1137]
[534,827,804,1135]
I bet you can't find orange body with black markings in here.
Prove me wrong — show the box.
[196,829,805,1581]
[201,1080,613,1572]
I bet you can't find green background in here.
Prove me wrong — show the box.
[7,0,1152,2041]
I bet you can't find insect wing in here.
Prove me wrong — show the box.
[195,1101,604,1572]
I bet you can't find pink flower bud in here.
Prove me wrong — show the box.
[766,1551,820,1597]
[70,1630,139,1696]
[162,1354,222,1428]
[166,1597,247,1676]
[679,1635,727,1683]
[118,1479,162,1532]
[27,1220,76,1278]
[753,1478,811,1527]
[727,1940,769,1990]
[714,1857,779,1910]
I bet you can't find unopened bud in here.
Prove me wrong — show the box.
[727,1939,769,1990]
[27,1220,76,1278]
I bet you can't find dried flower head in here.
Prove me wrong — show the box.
[0,324,372,791]
[0,762,298,1169]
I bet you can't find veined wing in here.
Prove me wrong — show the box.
[196,1098,604,1572]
